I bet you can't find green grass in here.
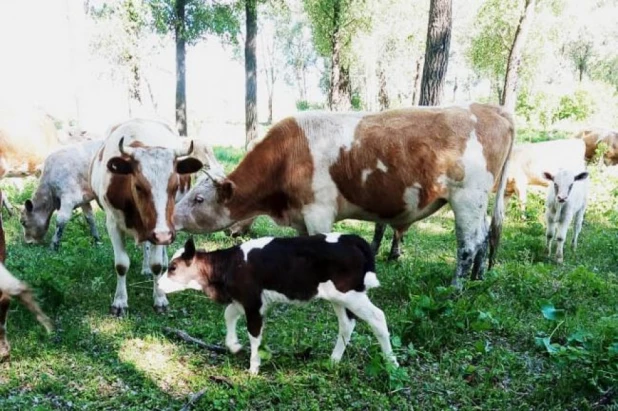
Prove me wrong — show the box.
[1,147,617,410]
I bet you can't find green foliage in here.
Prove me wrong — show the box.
[553,89,596,122]
[295,100,325,111]
[149,0,241,45]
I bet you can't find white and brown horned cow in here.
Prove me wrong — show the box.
[90,119,203,315]
[174,103,515,288]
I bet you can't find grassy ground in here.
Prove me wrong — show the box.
[0,146,617,410]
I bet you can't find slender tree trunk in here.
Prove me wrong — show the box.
[501,0,535,113]
[175,0,188,137]
[328,0,350,111]
[419,0,452,106]
[245,0,258,149]
[377,67,389,111]
[411,56,423,105]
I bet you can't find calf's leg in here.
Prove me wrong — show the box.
[571,207,585,252]
[0,292,10,362]
[545,211,557,258]
[245,309,264,375]
[51,203,73,251]
[330,302,356,362]
[81,203,101,244]
[554,217,572,264]
[224,303,244,353]
[150,245,169,313]
[141,243,152,277]
[107,218,131,316]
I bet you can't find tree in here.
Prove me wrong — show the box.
[150,0,240,136]
[281,20,318,103]
[245,0,258,147]
[304,0,369,111]
[501,0,536,113]
[419,0,452,106]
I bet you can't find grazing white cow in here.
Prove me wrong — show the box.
[89,119,203,315]
[21,140,103,250]
[543,169,589,264]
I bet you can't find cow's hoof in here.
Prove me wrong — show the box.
[110,306,128,317]
[387,252,401,261]
[0,341,10,363]
[227,342,243,354]
[153,304,168,314]
[50,242,59,251]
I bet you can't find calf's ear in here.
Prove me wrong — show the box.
[574,171,589,181]
[182,237,196,260]
[543,172,554,181]
[177,157,203,174]
[24,199,34,213]
[107,157,133,175]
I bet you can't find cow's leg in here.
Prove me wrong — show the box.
[245,309,264,375]
[545,210,557,258]
[450,188,490,289]
[141,243,152,277]
[0,292,10,362]
[341,291,397,366]
[471,230,489,281]
[150,245,169,313]
[303,205,335,235]
[81,203,101,244]
[224,303,244,353]
[108,218,130,316]
[571,207,585,252]
[554,217,571,264]
[370,223,387,255]
[50,203,73,251]
[388,225,410,261]
[330,302,356,363]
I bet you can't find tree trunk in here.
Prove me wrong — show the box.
[245,0,258,149]
[377,67,389,111]
[175,0,187,137]
[328,0,350,111]
[501,0,535,113]
[419,0,452,106]
[267,88,273,124]
[411,56,423,105]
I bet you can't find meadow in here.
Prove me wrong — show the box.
[0,144,617,410]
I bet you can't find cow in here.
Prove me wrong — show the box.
[173,103,515,288]
[543,169,589,264]
[89,119,203,315]
[0,189,53,361]
[504,139,586,212]
[576,128,618,165]
[0,109,60,178]
[20,140,103,250]
[157,234,397,375]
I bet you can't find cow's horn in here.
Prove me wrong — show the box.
[203,168,225,184]
[175,140,194,157]
[118,137,135,157]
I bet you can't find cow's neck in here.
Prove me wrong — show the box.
[32,185,56,217]
[197,248,239,304]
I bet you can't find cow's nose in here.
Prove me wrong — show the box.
[151,231,175,245]
[557,196,566,203]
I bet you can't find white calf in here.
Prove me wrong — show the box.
[543,169,589,263]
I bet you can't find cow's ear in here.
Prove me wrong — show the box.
[182,237,196,260]
[574,171,589,181]
[216,180,235,204]
[24,199,33,213]
[107,157,133,175]
[543,172,554,181]
[176,157,203,174]
[53,197,61,211]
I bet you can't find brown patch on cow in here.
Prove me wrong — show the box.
[128,140,147,148]
[576,129,618,164]
[225,117,315,223]
[329,108,471,217]
[105,161,157,242]
[165,172,182,235]
[470,103,514,178]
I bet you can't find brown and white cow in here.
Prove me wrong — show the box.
[504,138,586,212]
[174,104,515,288]
[0,189,53,361]
[90,119,203,315]
[576,128,618,165]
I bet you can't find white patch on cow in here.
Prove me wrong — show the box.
[225,303,244,353]
[376,159,388,173]
[361,168,371,185]
[470,114,478,122]
[157,272,202,293]
[248,332,263,375]
[297,112,365,234]
[240,237,274,261]
[364,272,380,289]
[324,233,341,243]
[403,185,421,210]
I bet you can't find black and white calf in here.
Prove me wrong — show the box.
[157,233,398,375]
[543,169,589,264]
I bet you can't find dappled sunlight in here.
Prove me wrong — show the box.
[85,314,134,337]
[118,338,196,396]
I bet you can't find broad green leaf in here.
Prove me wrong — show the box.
[541,304,565,321]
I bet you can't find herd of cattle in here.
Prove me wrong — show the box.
[0,103,616,373]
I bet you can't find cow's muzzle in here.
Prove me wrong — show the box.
[150,230,175,245]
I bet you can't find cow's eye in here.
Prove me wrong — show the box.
[194,195,204,204]
[168,263,176,272]
[135,184,145,193]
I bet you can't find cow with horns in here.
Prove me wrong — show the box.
[90,119,203,315]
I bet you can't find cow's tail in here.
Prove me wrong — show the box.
[346,235,379,289]
[488,108,516,270]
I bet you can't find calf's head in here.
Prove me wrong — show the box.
[106,138,203,245]
[543,169,588,203]
[157,238,204,293]
[20,198,56,244]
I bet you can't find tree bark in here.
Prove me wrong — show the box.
[411,56,423,105]
[175,0,188,137]
[245,0,258,149]
[419,0,452,106]
[501,0,535,113]
[328,0,350,111]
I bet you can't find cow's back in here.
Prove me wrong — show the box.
[514,139,586,186]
